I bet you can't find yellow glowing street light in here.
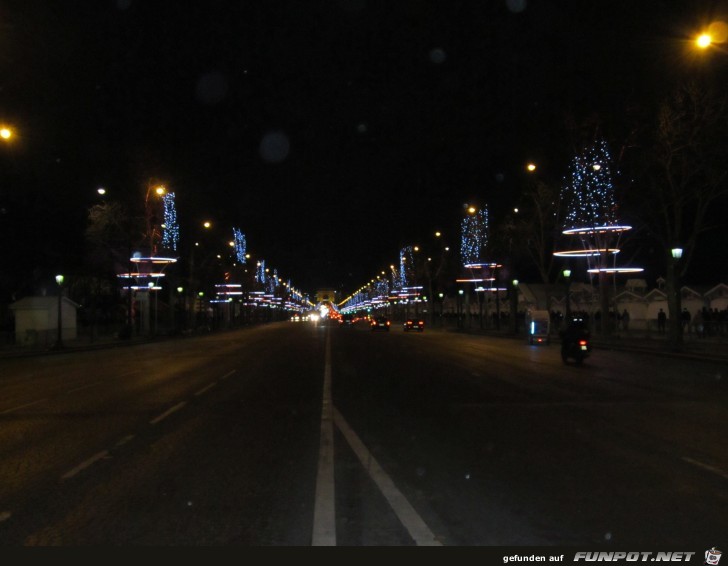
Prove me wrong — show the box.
[0,127,13,140]
[203,221,212,229]
[526,162,536,172]
[694,22,728,52]
[696,33,713,49]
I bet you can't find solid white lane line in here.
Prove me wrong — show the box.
[0,398,49,415]
[312,328,336,546]
[149,401,187,425]
[682,457,728,480]
[66,382,102,394]
[61,450,110,480]
[115,435,135,447]
[333,407,442,546]
[221,370,236,380]
[194,382,217,396]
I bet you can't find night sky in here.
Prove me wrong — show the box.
[1,0,726,297]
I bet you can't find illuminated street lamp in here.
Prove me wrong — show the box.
[668,247,684,349]
[54,274,65,349]
[0,127,13,141]
[693,22,728,54]
[144,183,167,256]
[562,269,572,319]
[511,279,519,334]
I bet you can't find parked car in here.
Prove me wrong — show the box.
[403,318,425,332]
[370,316,390,331]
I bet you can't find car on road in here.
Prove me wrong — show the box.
[370,316,391,331]
[339,313,355,327]
[403,318,425,332]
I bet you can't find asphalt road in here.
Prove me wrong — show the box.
[0,319,725,546]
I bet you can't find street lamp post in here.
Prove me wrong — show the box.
[177,286,185,332]
[438,292,444,327]
[54,274,64,349]
[511,279,519,334]
[457,288,464,328]
[562,269,572,321]
[669,247,684,350]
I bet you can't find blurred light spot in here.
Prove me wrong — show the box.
[495,173,505,182]
[357,122,368,133]
[429,47,447,64]
[604,532,612,541]
[195,71,228,105]
[259,131,290,163]
[465,473,471,479]
[116,0,132,10]
[708,21,728,43]
[697,34,712,49]
[416,466,426,477]
[506,0,527,13]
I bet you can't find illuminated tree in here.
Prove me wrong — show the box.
[232,228,247,264]
[161,192,179,252]
[561,138,618,231]
[399,245,415,288]
[460,205,489,266]
[631,81,728,349]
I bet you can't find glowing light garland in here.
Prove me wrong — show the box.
[555,139,643,276]
[461,206,489,267]
[399,246,415,288]
[161,192,179,251]
[561,138,618,231]
[232,227,247,264]
[257,260,266,284]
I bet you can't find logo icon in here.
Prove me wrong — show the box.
[705,548,722,566]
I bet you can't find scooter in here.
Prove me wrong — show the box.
[561,336,591,365]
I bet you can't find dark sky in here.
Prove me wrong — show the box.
[1,0,726,296]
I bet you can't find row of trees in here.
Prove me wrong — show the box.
[341,80,728,350]
[80,182,311,337]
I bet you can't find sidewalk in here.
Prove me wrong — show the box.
[445,324,728,363]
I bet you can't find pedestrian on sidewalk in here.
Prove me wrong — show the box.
[681,308,691,334]
[693,309,705,338]
[657,308,666,334]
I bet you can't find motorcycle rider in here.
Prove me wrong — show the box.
[559,316,590,359]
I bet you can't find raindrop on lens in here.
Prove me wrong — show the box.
[259,131,291,163]
[429,48,447,64]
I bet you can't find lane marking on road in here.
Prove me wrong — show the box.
[61,450,110,480]
[221,370,236,380]
[194,382,217,396]
[66,381,102,394]
[115,435,135,447]
[681,457,728,480]
[149,401,187,425]
[312,327,336,546]
[333,406,443,546]
[0,398,49,415]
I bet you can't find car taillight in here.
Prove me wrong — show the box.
[578,340,588,346]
